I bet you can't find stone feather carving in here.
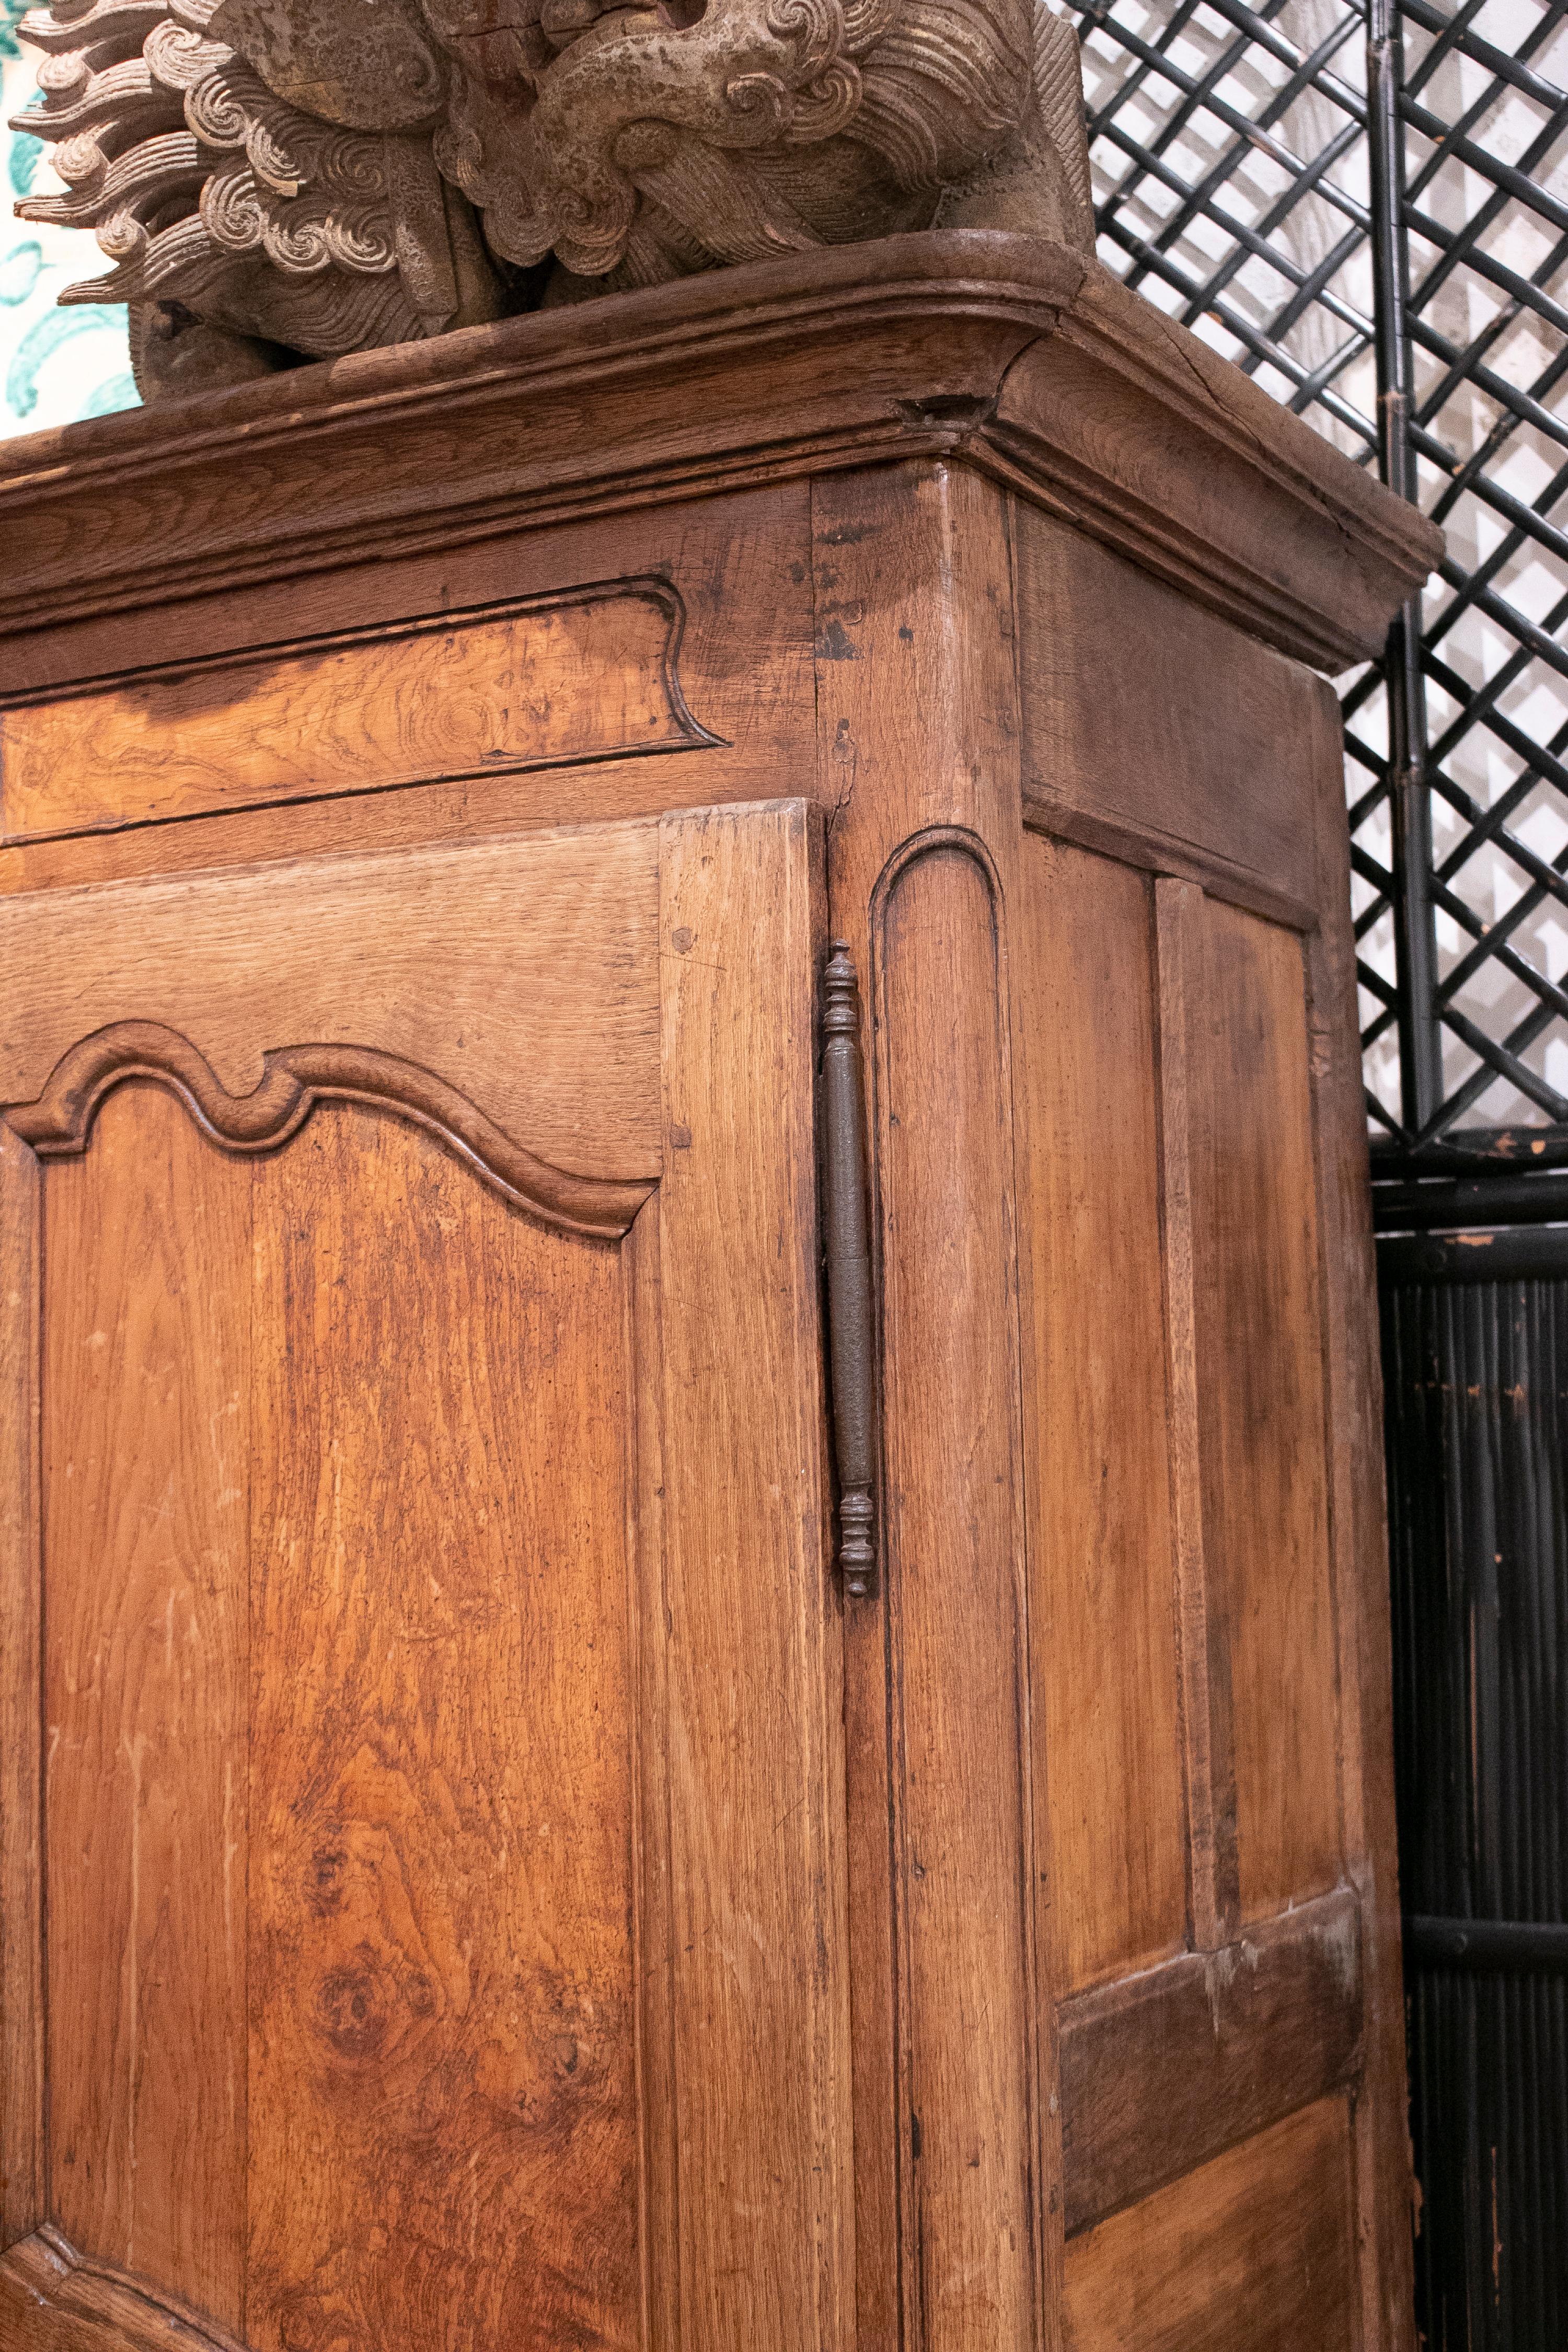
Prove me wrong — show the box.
[11,0,1092,400]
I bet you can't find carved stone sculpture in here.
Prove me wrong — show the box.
[11,0,1092,399]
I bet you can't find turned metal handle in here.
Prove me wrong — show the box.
[821,940,878,1598]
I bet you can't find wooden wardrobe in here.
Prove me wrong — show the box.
[0,231,1441,2352]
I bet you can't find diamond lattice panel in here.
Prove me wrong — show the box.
[1072,0,1568,1146]
[1397,0,1568,1138]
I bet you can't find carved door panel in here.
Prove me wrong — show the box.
[0,800,849,2352]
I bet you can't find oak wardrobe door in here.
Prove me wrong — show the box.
[0,800,849,2352]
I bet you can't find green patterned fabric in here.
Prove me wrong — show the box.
[2,20,137,437]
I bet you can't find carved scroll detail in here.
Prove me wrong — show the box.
[4,1022,653,1240]
[0,2227,246,2352]
[11,0,1092,398]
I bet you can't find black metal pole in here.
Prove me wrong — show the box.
[1367,0,1442,1138]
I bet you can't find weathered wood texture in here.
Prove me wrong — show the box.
[1304,674,1418,2349]
[1177,886,1343,1925]
[650,802,849,2352]
[0,238,1437,674]
[2,584,717,844]
[1059,1886,1364,2234]
[1014,835,1187,1996]
[39,1081,642,2347]
[0,2228,250,2352]
[1011,508,1410,2346]
[1016,514,1321,927]
[247,1103,639,2349]
[1151,875,1240,1949]
[0,1128,41,2250]
[45,1089,251,2327]
[0,240,1427,2352]
[878,840,1040,2345]
[0,800,850,2352]
[811,460,1057,2352]
[1062,2099,1357,2352]
[0,821,662,1184]
[0,485,813,903]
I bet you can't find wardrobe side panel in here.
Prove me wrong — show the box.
[1014,832,1187,1993]
[1014,507,1400,2348]
[1014,510,1321,921]
[1183,896,1343,1921]
[1062,2098,1357,2351]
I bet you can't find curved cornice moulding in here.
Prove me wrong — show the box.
[5,1022,654,1239]
[0,233,1442,673]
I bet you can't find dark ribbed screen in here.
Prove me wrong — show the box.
[1380,1232,1568,2348]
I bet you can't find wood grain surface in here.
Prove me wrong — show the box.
[1016,834,1187,1992]
[0,485,816,905]
[650,801,850,2352]
[0,2226,248,2351]
[1304,674,1419,2350]
[0,238,1435,675]
[1059,1885,1364,2234]
[30,1082,641,2347]
[1154,880,1241,1950]
[2,585,717,845]
[991,260,1442,670]
[0,1126,41,2249]
[809,458,1064,2352]
[1062,2097,1357,2351]
[1182,895,1343,1923]
[877,837,1040,2351]
[0,237,1079,648]
[246,1102,638,2351]
[0,820,662,1183]
[0,241,1432,2343]
[8,1027,653,1243]
[44,1087,250,2327]
[0,800,853,2352]
[1016,516,1320,921]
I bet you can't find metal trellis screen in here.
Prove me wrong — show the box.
[1067,3,1568,2346]
[1071,0,1568,1159]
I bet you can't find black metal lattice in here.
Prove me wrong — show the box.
[1071,0,1568,1160]
[1071,13,1568,2348]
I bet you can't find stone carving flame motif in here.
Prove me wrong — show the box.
[9,0,1091,399]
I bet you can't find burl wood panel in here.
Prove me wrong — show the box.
[39,1085,639,2348]
[0,487,816,904]
[1014,833,1187,1993]
[247,1103,637,2350]
[1,585,718,845]
[1174,886,1343,1923]
[0,821,661,1184]
[1062,2097,1356,2351]
[45,1089,250,2328]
